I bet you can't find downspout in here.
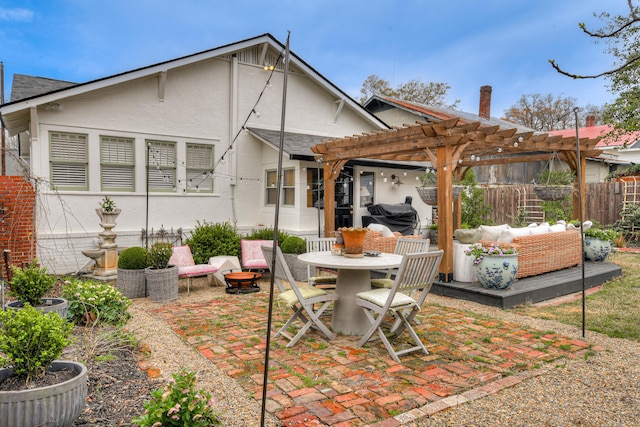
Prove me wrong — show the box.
[229,54,239,224]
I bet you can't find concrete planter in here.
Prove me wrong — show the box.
[0,360,88,427]
[5,297,68,319]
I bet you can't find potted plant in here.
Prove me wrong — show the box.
[583,227,619,262]
[0,304,87,427]
[117,246,149,298]
[5,259,68,318]
[338,227,369,257]
[533,169,575,201]
[416,169,463,206]
[428,223,439,244]
[465,243,519,289]
[280,235,307,281]
[145,242,179,303]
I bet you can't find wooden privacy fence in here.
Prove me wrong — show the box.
[480,182,623,226]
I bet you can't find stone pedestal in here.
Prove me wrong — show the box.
[82,208,121,276]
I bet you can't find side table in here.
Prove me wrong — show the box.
[453,241,476,282]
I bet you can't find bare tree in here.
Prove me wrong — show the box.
[359,74,459,108]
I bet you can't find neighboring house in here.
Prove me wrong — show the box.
[548,117,640,181]
[364,91,612,184]
[0,33,431,274]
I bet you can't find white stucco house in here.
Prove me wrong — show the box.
[0,33,431,274]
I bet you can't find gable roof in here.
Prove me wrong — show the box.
[548,124,640,149]
[1,33,386,135]
[364,95,535,134]
[10,74,77,102]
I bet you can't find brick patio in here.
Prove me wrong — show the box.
[149,288,593,426]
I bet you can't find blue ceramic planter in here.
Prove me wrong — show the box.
[583,238,612,262]
[474,254,518,290]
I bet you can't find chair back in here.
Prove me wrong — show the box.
[305,236,337,279]
[388,250,443,307]
[261,245,298,294]
[241,239,272,270]
[169,244,195,267]
[394,237,430,256]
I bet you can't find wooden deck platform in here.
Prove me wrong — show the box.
[431,261,622,309]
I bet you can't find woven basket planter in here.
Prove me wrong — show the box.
[117,268,147,298]
[417,185,463,205]
[533,185,573,201]
[145,266,179,303]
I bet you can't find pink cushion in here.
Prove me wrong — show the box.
[169,245,195,267]
[178,264,218,278]
[240,240,272,269]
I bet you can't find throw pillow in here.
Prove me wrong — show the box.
[367,223,394,237]
[479,224,510,241]
[530,224,551,235]
[497,227,532,243]
[549,223,566,232]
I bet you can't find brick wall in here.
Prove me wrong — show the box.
[0,176,36,278]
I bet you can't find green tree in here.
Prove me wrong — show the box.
[460,170,492,228]
[359,74,459,108]
[549,1,640,134]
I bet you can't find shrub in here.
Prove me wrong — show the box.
[461,169,493,228]
[62,278,131,326]
[133,369,222,426]
[118,246,148,269]
[185,221,242,264]
[0,304,73,382]
[148,242,173,269]
[280,236,306,254]
[245,227,289,243]
[536,169,575,185]
[9,259,56,306]
[584,227,620,242]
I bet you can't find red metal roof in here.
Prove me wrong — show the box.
[549,124,640,148]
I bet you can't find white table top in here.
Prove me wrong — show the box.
[298,251,402,270]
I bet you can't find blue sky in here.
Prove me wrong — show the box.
[0,1,631,117]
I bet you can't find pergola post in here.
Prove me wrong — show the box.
[436,146,454,282]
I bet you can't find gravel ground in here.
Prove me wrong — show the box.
[129,279,640,427]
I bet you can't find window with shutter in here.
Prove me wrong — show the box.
[186,143,214,193]
[50,132,88,190]
[101,136,134,192]
[146,140,176,192]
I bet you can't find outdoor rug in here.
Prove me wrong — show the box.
[149,289,593,426]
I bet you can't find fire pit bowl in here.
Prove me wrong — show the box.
[224,271,262,294]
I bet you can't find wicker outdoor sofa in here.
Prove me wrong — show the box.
[363,230,423,253]
[479,229,582,279]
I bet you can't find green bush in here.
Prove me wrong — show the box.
[148,242,173,269]
[133,369,221,426]
[185,221,242,264]
[0,304,73,382]
[9,260,57,306]
[62,278,131,326]
[280,236,306,254]
[461,169,492,228]
[118,246,148,269]
[245,227,289,243]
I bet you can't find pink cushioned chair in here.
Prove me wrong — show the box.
[240,239,272,271]
[169,244,219,294]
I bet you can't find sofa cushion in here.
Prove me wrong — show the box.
[479,224,510,241]
[529,224,551,235]
[367,223,395,237]
[549,223,566,233]
[497,227,532,243]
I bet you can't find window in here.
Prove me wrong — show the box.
[146,140,176,191]
[186,144,214,192]
[265,168,295,206]
[50,132,88,190]
[306,167,323,208]
[100,136,134,192]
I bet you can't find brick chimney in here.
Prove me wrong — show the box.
[479,85,492,120]
[586,115,596,127]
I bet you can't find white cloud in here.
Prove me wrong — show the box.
[0,7,33,22]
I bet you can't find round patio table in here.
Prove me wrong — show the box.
[298,251,402,335]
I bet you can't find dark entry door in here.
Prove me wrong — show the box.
[335,167,353,228]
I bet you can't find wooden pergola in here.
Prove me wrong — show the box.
[311,118,603,281]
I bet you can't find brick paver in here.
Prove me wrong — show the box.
[150,289,593,426]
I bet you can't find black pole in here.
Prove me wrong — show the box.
[261,31,290,427]
[574,107,586,338]
[146,143,150,250]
